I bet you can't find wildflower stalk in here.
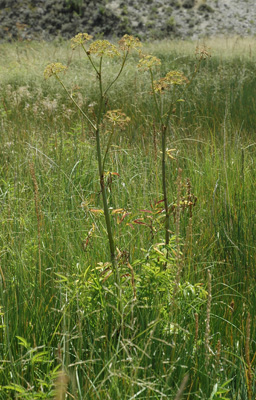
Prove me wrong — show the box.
[95,111,116,267]
[96,58,123,308]
[138,48,210,269]
[149,69,176,266]
[44,34,140,317]
[161,124,169,249]
[102,125,115,172]
[104,50,129,96]
[54,73,119,293]
[96,125,121,291]
[55,76,96,130]
[150,69,171,251]
[72,42,118,282]
[81,43,99,76]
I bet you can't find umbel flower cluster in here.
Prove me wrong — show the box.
[105,109,131,129]
[153,71,189,93]
[44,33,192,97]
[43,62,67,79]
[70,32,93,48]
[44,34,142,81]
[137,54,161,71]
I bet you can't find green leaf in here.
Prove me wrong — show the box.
[220,378,233,387]
[31,351,49,363]
[210,383,218,399]
[54,273,68,282]
[3,384,26,393]
[16,336,30,349]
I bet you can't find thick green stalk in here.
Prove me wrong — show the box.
[56,67,116,270]
[96,62,122,314]
[57,50,123,313]
[102,126,115,173]
[95,126,116,265]
[150,69,170,264]
[95,61,116,265]
[161,123,170,250]
[95,149,122,327]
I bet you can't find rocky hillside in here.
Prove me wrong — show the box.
[0,0,255,41]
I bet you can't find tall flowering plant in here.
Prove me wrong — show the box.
[44,34,141,310]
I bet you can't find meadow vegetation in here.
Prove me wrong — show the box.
[0,36,256,399]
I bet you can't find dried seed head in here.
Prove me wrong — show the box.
[44,63,67,79]
[71,32,93,49]
[216,338,221,365]
[195,45,211,60]
[88,40,120,57]
[54,370,69,400]
[137,54,161,71]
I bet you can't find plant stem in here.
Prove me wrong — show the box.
[81,43,99,76]
[161,123,170,251]
[56,76,96,131]
[104,51,129,96]
[96,63,122,314]
[95,126,116,265]
[150,69,170,264]
[102,126,115,173]
[57,51,123,315]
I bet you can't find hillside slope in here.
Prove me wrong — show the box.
[0,0,255,41]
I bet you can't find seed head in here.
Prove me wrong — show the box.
[88,40,120,57]
[44,63,67,79]
[118,34,142,52]
[137,54,161,71]
[105,109,130,129]
[71,32,93,49]
[195,45,211,60]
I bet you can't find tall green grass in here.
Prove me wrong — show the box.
[0,37,256,399]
